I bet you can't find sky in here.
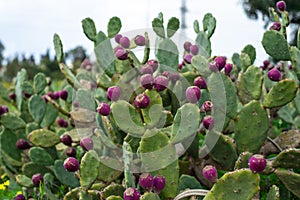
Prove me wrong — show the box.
[0,0,273,65]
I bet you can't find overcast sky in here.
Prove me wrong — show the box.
[0,0,273,64]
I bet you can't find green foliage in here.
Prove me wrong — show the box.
[107,17,122,38]
[82,18,97,42]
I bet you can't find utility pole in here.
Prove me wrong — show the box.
[180,0,187,30]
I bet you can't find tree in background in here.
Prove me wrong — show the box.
[0,41,4,68]
[242,0,300,45]
[65,46,87,70]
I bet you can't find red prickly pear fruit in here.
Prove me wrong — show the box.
[276,1,286,12]
[115,49,128,60]
[14,194,26,200]
[9,92,16,100]
[107,86,121,101]
[194,76,207,89]
[184,54,193,64]
[153,175,166,194]
[248,154,267,173]
[190,44,199,55]
[214,56,226,71]
[115,34,122,44]
[185,86,201,103]
[202,115,215,130]
[97,102,111,116]
[140,74,154,90]
[200,101,213,112]
[63,157,79,172]
[60,134,72,146]
[59,90,68,100]
[134,35,146,46]
[123,187,140,200]
[268,68,281,81]
[202,165,218,182]
[269,22,281,31]
[66,147,77,157]
[141,65,154,74]
[183,41,192,52]
[80,137,94,151]
[147,59,158,72]
[154,75,169,91]
[139,173,153,191]
[209,61,218,72]
[119,36,130,48]
[134,94,150,109]
[32,173,43,187]
[16,139,31,150]
[224,63,233,75]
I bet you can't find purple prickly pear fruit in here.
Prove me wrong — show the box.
[202,115,214,130]
[97,102,111,116]
[214,56,226,70]
[60,134,72,146]
[115,49,128,60]
[209,61,218,72]
[230,75,236,82]
[169,72,180,83]
[161,71,170,78]
[185,86,201,103]
[63,157,80,172]
[134,94,150,109]
[119,36,130,48]
[184,54,193,64]
[268,68,281,81]
[107,86,121,101]
[139,173,153,191]
[52,91,60,100]
[57,118,66,127]
[270,22,281,31]
[66,147,77,157]
[1,106,9,114]
[80,137,93,151]
[73,101,79,109]
[153,175,166,194]
[248,154,267,173]
[16,139,31,150]
[224,63,233,75]
[23,92,31,98]
[147,59,159,72]
[46,92,54,99]
[178,61,184,70]
[134,35,146,46]
[190,44,199,55]
[154,75,169,91]
[81,58,93,71]
[183,41,192,52]
[200,101,213,112]
[194,76,207,89]
[141,65,154,74]
[202,165,218,182]
[32,173,43,187]
[42,95,48,103]
[9,92,16,100]
[289,64,293,70]
[140,74,154,90]
[123,187,140,200]
[59,90,68,100]
[114,45,124,53]
[115,34,122,44]
[14,194,26,200]
[276,1,286,12]
[263,60,270,68]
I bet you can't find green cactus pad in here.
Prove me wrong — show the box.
[167,17,180,38]
[171,103,200,144]
[40,103,58,128]
[140,129,179,198]
[0,128,22,166]
[28,95,46,124]
[178,174,205,192]
[53,160,80,188]
[33,73,47,94]
[16,175,33,188]
[205,130,238,170]
[141,90,163,128]
[241,45,256,65]
[202,13,216,39]
[272,148,300,170]
[232,53,242,71]
[101,184,125,199]
[107,17,122,38]
[59,63,81,88]
[152,17,165,38]
[290,46,300,80]
[111,100,145,137]
[194,20,200,33]
[191,55,210,78]
[0,113,26,130]
[278,104,294,124]
[196,31,211,59]
[22,162,52,177]
[262,30,291,60]
[203,169,260,200]
[237,65,263,104]
[75,88,96,111]
[53,33,64,62]
[26,122,39,134]
[156,38,179,71]
[234,101,269,153]
[275,169,300,198]
[97,157,122,183]
[266,185,280,200]
[27,129,60,147]
[15,69,27,110]
[106,195,123,200]
[82,18,97,42]
[240,53,252,71]
[63,188,80,200]
[263,79,298,108]
[79,150,100,190]
[220,73,238,119]
[140,192,160,200]
[29,147,54,166]
[234,152,253,170]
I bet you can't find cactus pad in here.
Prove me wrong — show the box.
[266,185,280,200]
[27,129,60,147]
[275,169,300,198]
[53,160,80,188]
[272,148,300,170]
[29,147,54,166]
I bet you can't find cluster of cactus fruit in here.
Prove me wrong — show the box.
[1,1,300,199]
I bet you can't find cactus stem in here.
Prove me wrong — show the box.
[44,95,70,117]
[142,32,150,64]
[174,189,209,200]
[128,51,141,67]
[267,136,283,152]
